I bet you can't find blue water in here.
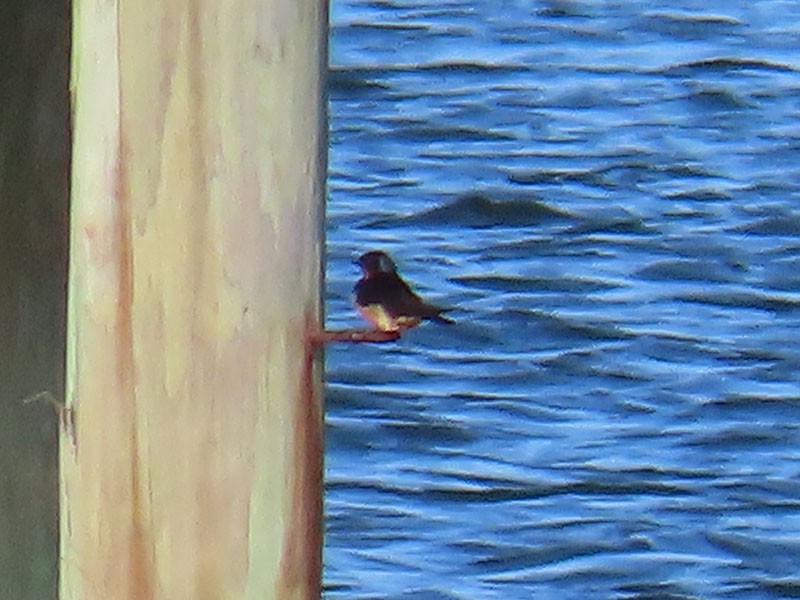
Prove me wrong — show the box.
[323,2,800,598]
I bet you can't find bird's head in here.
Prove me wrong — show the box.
[355,250,397,277]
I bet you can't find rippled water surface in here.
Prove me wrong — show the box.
[323,2,800,598]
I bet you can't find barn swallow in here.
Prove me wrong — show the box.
[354,250,453,332]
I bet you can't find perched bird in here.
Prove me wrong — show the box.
[354,250,453,332]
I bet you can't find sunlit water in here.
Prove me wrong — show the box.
[323,2,800,598]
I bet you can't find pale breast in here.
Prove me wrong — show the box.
[358,304,421,332]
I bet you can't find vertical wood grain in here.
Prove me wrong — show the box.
[63,0,328,597]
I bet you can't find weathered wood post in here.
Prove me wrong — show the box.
[62,0,328,597]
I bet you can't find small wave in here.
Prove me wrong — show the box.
[706,531,800,571]
[686,87,752,110]
[508,168,617,188]
[379,419,476,445]
[343,21,430,32]
[550,86,623,110]
[537,2,591,19]
[663,57,797,76]
[706,393,800,411]
[566,217,659,236]
[643,11,741,26]
[684,427,787,449]
[636,259,736,283]
[328,475,689,505]
[510,161,722,191]
[639,11,741,40]
[541,352,654,382]
[322,581,355,595]
[661,163,719,178]
[392,123,517,142]
[395,589,465,600]
[417,61,531,75]
[533,311,634,341]
[328,67,391,94]
[737,214,800,236]
[762,579,800,598]
[451,275,616,294]
[330,61,529,83]
[473,539,643,571]
[377,193,569,228]
[676,291,800,313]
[663,189,732,202]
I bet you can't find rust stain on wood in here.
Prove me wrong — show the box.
[116,133,156,599]
[277,312,324,597]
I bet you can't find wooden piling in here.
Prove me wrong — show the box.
[62,0,328,597]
